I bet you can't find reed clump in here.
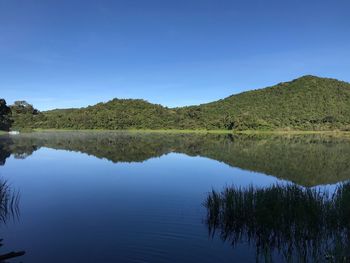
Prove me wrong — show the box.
[204,183,350,262]
[0,180,19,223]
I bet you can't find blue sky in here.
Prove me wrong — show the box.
[1,0,349,110]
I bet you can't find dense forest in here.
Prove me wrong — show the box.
[2,75,350,131]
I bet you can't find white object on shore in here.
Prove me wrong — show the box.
[9,131,20,135]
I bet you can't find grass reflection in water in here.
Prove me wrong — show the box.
[204,183,350,263]
[0,180,24,262]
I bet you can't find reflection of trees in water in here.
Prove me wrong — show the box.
[2,132,350,186]
[0,137,12,166]
[1,132,350,260]
[0,179,24,262]
[204,183,350,263]
[0,135,38,165]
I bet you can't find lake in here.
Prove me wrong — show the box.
[0,131,349,262]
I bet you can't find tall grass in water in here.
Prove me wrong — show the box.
[0,180,19,223]
[0,179,23,262]
[204,183,350,263]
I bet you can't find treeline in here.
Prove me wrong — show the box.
[3,75,350,131]
[0,100,43,131]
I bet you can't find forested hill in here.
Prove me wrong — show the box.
[39,99,179,130]
[6,75,350,131]
[176,75,350,130]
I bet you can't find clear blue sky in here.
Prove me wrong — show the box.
[1,0,349,110]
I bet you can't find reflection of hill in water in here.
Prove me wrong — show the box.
[0,138,11,166]
[0,135,38,165]
[1,131,350,186]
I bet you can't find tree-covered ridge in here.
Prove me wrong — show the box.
[40,99,179,129]
[5,75,350,130]
[177,75,350,130]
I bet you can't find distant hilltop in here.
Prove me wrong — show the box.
[3,75,350,131]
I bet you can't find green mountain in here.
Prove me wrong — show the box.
[176,75,350,130]
[34,99,178,130]
[7,75,350,130]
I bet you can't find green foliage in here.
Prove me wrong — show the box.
[0,99,12,131]
[12,101,38,115]
[10,101,44,129]
[183,75,350,130]
[9,75,350,131]
[30,99,179,130]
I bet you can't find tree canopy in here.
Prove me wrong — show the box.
[7,75,350,131]
[9,101,42,130]
[0,99,12,131]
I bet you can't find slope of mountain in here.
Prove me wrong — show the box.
[176,75,350,130]
[36,99,179,130]
[8,75,350,131]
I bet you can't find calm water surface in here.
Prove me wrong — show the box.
[0,132,349,262]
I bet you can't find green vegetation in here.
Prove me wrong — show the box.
[204,183,350,262]
[0,100,12,131]
[5,75,350,131]
[181,75,350,131]
[10,100,43,130]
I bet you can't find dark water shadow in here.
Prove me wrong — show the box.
[204,183,350,263]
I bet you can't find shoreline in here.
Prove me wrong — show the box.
[6,128,350,136]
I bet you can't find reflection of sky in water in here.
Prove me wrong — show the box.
[3,148,285,193]
[0,136,348,263]
[1,148,285,263]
